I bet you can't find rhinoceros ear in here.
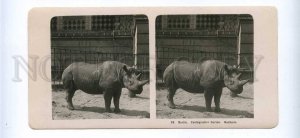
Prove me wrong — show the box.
[123,65,130,74]
[224,65,230,72]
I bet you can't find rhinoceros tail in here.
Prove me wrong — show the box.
[163,63,177,89]
[61,64,75,89]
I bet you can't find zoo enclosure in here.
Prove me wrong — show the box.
[156,47,253,82]
[156,15,254,83]
[51,47,149,86]
[51,15,149,87]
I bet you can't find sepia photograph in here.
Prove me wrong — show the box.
[156,15,254,118]
[28,7,277,128]
[50,15,150,119]
[3,0,298,136]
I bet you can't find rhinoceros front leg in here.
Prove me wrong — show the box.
[113,89,122,113]
[214,88,223,112]
[167,87,177,109]
[103,89,113,113]
[204,89,214,112]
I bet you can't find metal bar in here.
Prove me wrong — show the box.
[237,25,242,66]
[52,48,56,85]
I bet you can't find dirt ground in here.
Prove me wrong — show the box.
[156,83,254,118]
[52,84,150,119]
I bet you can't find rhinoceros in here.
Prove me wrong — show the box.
[62,61,149,113]
[163,60,249,112]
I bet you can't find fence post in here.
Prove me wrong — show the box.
[133,24,138,69]
[84,50,87,62]
[69,49,72,64]
[51,48,56,85]
[237,25,242,66]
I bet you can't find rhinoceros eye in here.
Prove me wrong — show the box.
[229,80,234,85]
[129,80,134,85]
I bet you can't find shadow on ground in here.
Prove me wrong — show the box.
[76,106,150,118]
[177,105,254,118]
[236,95,253,100]
[131,96,149,100]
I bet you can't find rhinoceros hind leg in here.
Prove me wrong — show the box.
[104,90,113,113]
[167,88,177,109]
[204,90,214,112]
[214,88,223,112]
[113,89,122,113]
[65,81,76,110]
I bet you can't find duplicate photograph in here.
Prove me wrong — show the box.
[156,15,254,118]
[50,15,150,119]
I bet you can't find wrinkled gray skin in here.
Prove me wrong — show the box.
[163,60,249,112]
[62,61,149,113]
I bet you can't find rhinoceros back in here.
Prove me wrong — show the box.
[163,60,226,93]
[172,61,204,93]
[62,61,125,94]
[62,62,103,94]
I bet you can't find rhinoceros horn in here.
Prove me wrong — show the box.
[136,73,142,80]
[235,73,242,79]
[239,79,249,86]
[139,80,149,86]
